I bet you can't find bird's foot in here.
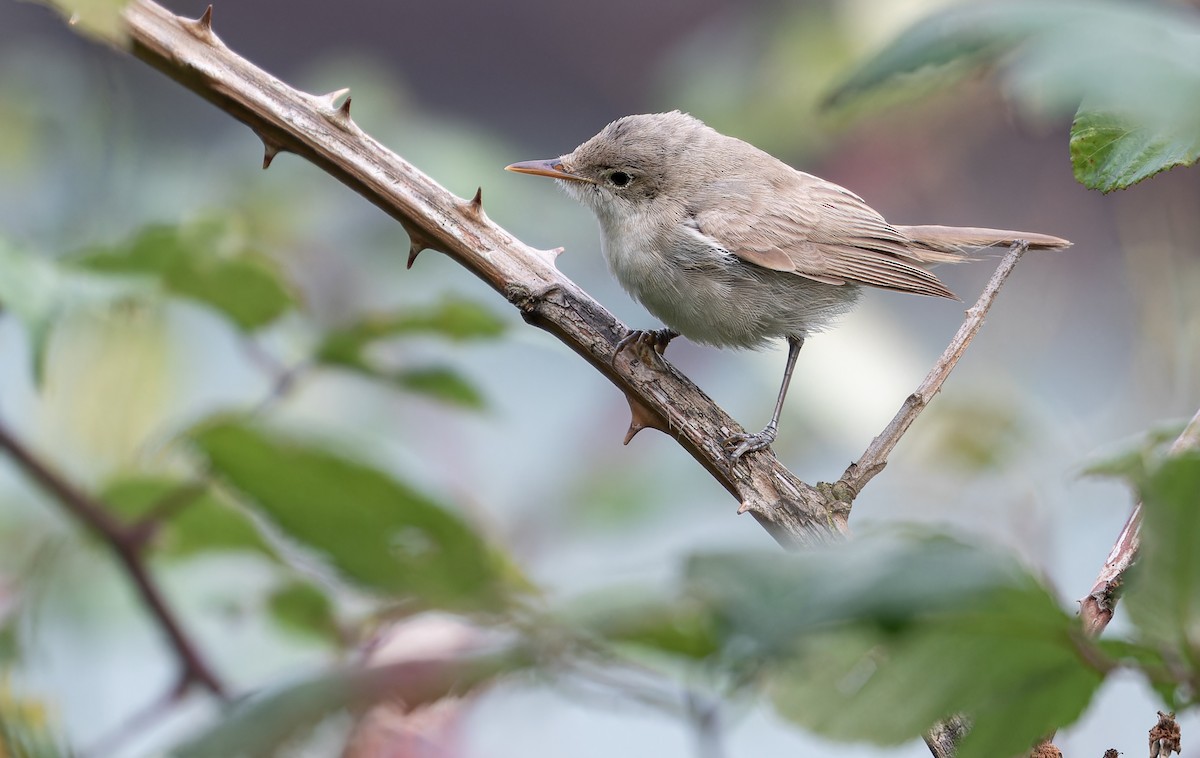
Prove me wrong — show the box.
[723,425,777,462]
[612,328,677,369]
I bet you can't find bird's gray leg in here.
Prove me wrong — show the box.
[612,328,679,368]
[724,336,804,460]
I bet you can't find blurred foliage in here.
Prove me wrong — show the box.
[1123,452,1200,660]
[826,1,1200,191]
[568,463,1200,755]
[0,239,144,386]
[189,418,521,612]
[314,296,505,409]
[101,476,280,561]
[267,580,341,646]
[73,221,296,332]
[1081,420,1191,488]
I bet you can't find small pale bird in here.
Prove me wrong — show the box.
[506,111,1070,460]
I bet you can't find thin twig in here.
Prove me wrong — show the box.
[1079,406,1200,636]
[839,241,1029,496]
[0,418,228,698]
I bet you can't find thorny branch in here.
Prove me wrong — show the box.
[105,0,1025,550]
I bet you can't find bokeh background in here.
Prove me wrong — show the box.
[1,0,1199,755]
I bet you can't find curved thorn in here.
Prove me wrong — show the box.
[261,137,282,170]
[407,241,424,269]
[319,88,351,112]
[405,229,435,270]
[337,96,352,120]
[624,395,664,444]
[467,187,484,214]
[184,6,216,40]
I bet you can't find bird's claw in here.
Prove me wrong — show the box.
[723,427,777,463]
[612,328,677,369]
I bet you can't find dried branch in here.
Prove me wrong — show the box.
[840,241,1029,496]
[0,418,227,698]
[1079,406,1200,636]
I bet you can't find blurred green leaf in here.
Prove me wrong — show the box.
[268,581,340,646]
[827,1,1200,191]
[0,240,145,386]
[73,222,294,330]
[393,366,485,409]
[1097,639,1182,709]
[683,534,1102,757]
[189,419,515,611]
[1070,109,1200,193]
[314,297,502,408]
[101,477,279,561]
[1124,452,1200,656]
[1081,422,1190,488]
[316,298,505,366]
[0,242,61,386]
[580,595,721,661]
[824,8,1021,110]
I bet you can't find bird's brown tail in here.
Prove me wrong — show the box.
[897,224,1072,262]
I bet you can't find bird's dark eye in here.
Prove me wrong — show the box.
[608,171,632,187]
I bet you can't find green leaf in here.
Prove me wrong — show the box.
[684,534,1103,758]
[570,589,722,661]
[1070,109,1200,192]
[394,366,485,409]
[73,222,294,331]
[0,242,62,386]
[189,419,515,611]
[823,3,1052,110]
[1124,452,1200,657]
[827,2,1200,191]
[316,298,505,367]
[314,297,502,408]
[100,477,279,561]
[1096,639,1181,709]
[268,581,340,646]
[1080,422,1187,487]
[0,240,146,387]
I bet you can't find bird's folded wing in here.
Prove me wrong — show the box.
[690,176,958,299]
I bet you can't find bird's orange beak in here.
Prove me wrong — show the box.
[505,159,592,183]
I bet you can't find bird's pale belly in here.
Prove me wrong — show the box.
[603,234,860,350]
